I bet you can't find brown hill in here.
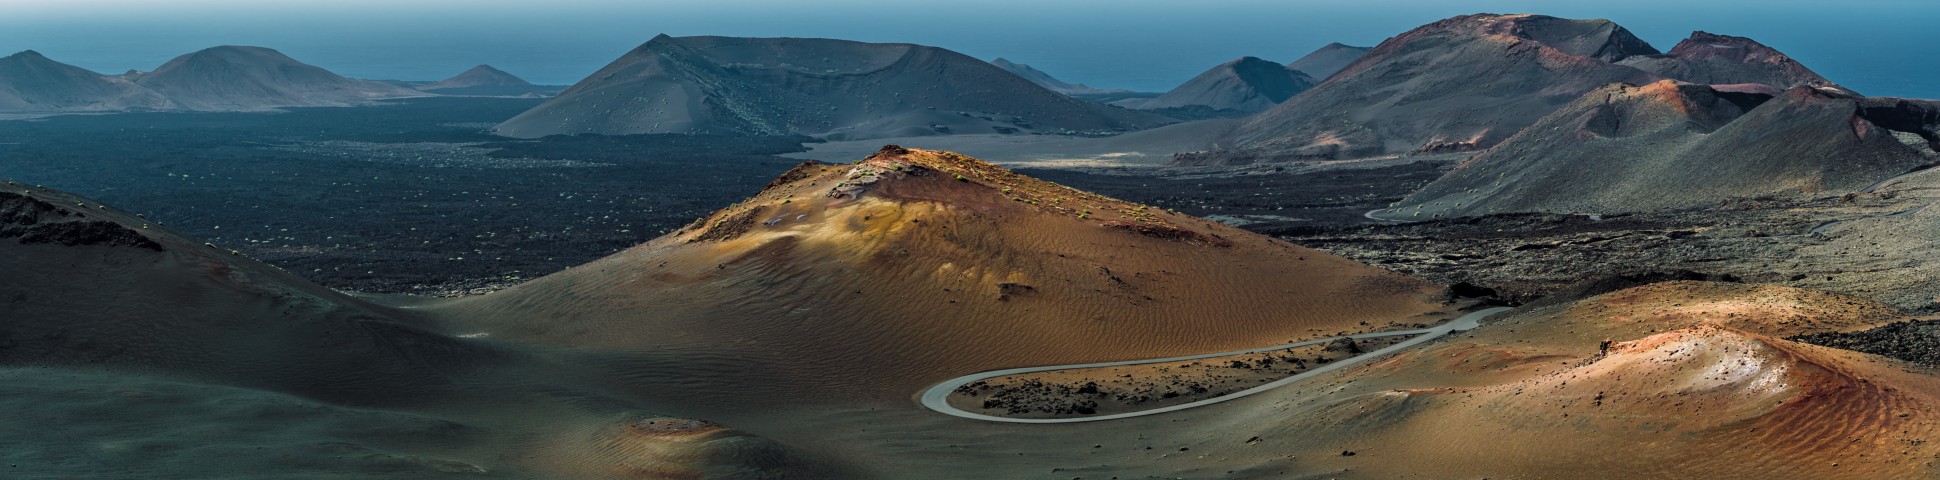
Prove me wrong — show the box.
[1127,56,1317,115]
[1320,282,1938,478]
[135,46,422,111]
[1381,81,1939,218]
[0,50,172,112]
[493,35,1168,139]
[1286,42,1370,80]
[1617,31,1835,90]
[430,146,1443,406]
[1186,14,1666,164]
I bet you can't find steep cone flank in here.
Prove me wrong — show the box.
[1618,31,1834,90]
[434,147,1441,405]
[0,185,485,403]
[135,45,421,111]
[1386,82,1937,217]
[1196,14,1664,163]
[493,35,1167,139]
[989,57,1127,95]
[1131,56,1316,114]
[0,50,173,112]
[1286,42,1371,80]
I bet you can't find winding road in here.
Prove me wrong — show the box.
[919,307,1513,424]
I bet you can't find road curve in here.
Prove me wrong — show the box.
[919,307,1514,424]
[1363,208,1405,223]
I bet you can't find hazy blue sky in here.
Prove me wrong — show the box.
[5,0,1936,97]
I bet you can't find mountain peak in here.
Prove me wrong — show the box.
[419,64,537,93]
[1131,56,1315,114]
[1614,30,1832,90]
[683,146,1227,247]
[1288,42,1371,79]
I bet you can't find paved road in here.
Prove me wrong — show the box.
[919,307,1514,424]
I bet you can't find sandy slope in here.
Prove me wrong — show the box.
[1285,281,1939,478]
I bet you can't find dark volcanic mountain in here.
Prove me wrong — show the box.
[989,57,1127,95]
[1190,14,1667,163]
[418,64,560,96]
[1286,42,1371,80]
[134,46,421,111]
[1125,56,1317,116]
[0,50,172,112]
[1616,31,1835,91]
[493,35,1167,140]
[1379,81,1940,218]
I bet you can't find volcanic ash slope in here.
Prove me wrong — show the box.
[1387,81,1940,218]
[433,146,1444,407]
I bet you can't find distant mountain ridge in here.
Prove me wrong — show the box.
[0,50,173,112]
[1122,56,1316,116]
[0,46,423,113]
[1183,13,1855,164]
[134,46,424,111]
[989,58,1129,95]
[418,64,562,97]
[1286,42,1370,80]
[493,35,1168,139]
